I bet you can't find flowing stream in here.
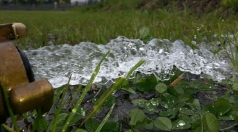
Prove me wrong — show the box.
[24,36,234,88]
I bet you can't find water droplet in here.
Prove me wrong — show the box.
[72,108,76,113]
[194,35,197,39]
[177,120,186,127]
[162,104,168,108]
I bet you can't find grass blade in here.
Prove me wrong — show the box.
[95,103,116,132]
[61,50,110,132]
[125,59,145,79]
[70,84,83,107]
[47,74,72,132]
[1,124,15,132]
[1,85,20,132]
[80,77,126,126]
[168,73,184,87]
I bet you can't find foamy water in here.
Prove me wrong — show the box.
[24,36,233,88]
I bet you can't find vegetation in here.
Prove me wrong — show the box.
[1,0,238,131]
[0,0,237,49]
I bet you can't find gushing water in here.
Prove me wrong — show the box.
[24,36,232,88]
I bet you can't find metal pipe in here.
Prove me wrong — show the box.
[0,23,27,43]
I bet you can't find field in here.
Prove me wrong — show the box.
[1,0,238,131]
[0,6,237,49]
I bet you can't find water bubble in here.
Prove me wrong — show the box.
[177,120,186,127]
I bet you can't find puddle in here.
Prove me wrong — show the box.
[24,36,234,88]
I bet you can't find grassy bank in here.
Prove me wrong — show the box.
[0,7,237,49]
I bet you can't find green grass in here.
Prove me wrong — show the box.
[0,8,237,49]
